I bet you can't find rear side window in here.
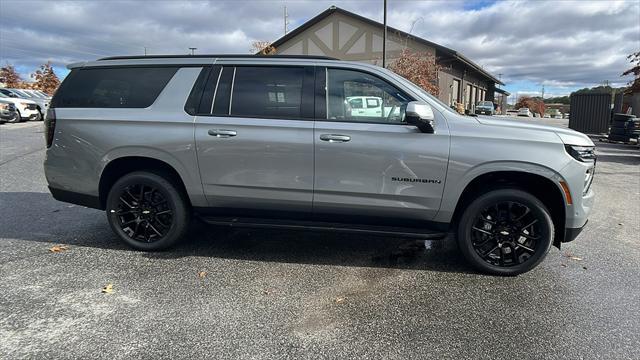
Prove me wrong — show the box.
[230,67,305,119]
[51,67,178,108]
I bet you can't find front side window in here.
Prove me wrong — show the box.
[326,68,411,124]
[230,66,305,118]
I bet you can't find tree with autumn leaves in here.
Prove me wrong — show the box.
[514,96,545,116]
[1,62,60,95]
[388,49,441,96]
[621,51,640,94]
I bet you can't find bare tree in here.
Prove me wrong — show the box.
[621,51,640,94]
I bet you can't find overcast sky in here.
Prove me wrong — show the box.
[1,0,638,98]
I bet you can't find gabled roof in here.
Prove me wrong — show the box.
[270,6,504,86]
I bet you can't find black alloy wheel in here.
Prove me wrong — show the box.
[106,171,190,250]
[113,183,173,243]
[457,189,554,275]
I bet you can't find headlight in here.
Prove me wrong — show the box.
[565,145,596,162]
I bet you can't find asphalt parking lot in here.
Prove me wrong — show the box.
[1,120,639,359]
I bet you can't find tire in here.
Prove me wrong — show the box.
[609,127,627,135]
[106,171,190,251]
[9,109,21,123]
[457,188,554,276]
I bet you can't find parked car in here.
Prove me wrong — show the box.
[2,88,49,119]
[517,108,532,117]
[0,92,40,121]
[44,54,595,275]
[505,109,519,117]
[474,101,494,115]
[0,98,19,123]
[345,96,399,118]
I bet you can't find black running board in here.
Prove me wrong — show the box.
[197,215,448,240]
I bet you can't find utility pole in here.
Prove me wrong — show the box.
[189,47,197,55]
[382,0,387,68]
[144,47,147,56]
[284,5,289,35]
[541,85,545,100]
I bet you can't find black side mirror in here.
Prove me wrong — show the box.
[405,101,435,133]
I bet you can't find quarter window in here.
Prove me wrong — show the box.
[230,67,305,118]
[326,68,410,124]
[51,67,178,108]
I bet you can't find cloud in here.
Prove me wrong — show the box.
[0,0,638,96]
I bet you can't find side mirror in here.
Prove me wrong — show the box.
[405,101,435,133]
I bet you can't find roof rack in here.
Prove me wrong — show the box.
[98,54,338,61]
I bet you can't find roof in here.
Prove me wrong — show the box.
[495,87,511,96]
[270,6,504,86]
[98,54,337,61]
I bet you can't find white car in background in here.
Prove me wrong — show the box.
[2,88,49,119]
[0,92,41,121]
[517,108,532,117]
[346,96,400,118]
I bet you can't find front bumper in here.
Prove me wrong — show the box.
[564,220,587,243]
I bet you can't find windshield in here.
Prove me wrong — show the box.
[478,101,493,106]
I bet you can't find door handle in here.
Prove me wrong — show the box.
[320,134,351,143]
[208,129,237,138]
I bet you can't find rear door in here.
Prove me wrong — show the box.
[193,64,316,214]
[312,67,450,222]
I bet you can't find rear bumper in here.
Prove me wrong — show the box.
[48,186,103,210]
[563,220,587,243]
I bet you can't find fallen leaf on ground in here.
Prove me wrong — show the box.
[563,252,582,261]
[560,264,567,267]
[334,297,346,304]
[102,283,114,294]
[198,271,207,278]
[262,288,274,295]
[582,266,588,270]
[49,245,69,253]
[618,223,623,226]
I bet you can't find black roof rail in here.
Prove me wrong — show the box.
[98,54,338,61]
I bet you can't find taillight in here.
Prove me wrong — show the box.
[45,108,56,148]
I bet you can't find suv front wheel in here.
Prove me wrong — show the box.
[106,171,190,250]
[457,189,554,276]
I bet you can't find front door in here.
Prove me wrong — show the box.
[313,67,450,222]
[194,65,316,214]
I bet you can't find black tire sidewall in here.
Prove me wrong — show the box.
[457,189,554,276]
[106,171,189,251]
[9,109,21,123]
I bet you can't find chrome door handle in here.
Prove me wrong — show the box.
[208,129,237,137]
[320,134,351,143]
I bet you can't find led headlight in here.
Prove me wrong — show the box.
[565,145,596,162]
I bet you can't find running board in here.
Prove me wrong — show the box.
[197,216,448,240]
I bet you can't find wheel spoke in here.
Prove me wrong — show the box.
[156,209,172,216]
[119,196,135,209]
[517,243,535,252]
[519,232,540,240]
[521,219,538,231]
[472,226,492,235]
[148,223,163,237]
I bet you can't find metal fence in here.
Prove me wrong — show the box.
[569,93,611,134]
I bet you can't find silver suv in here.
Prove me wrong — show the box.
[44,55,596,275]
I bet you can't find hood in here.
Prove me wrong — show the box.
[475,117,594,146]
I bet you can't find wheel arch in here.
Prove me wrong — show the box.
[98,156,191,210]
[450,170,567,247]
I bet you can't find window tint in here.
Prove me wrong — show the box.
[184,66,211,115]
[212,67,233,116]
[326,68,410,124]
[230,67,305,118]
[51,67,177,108]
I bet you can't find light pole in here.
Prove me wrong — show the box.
[189,47,197,55]
[382,0,387,68]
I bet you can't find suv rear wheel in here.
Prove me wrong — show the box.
[106,171,190,250]
[457,189,554,276]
